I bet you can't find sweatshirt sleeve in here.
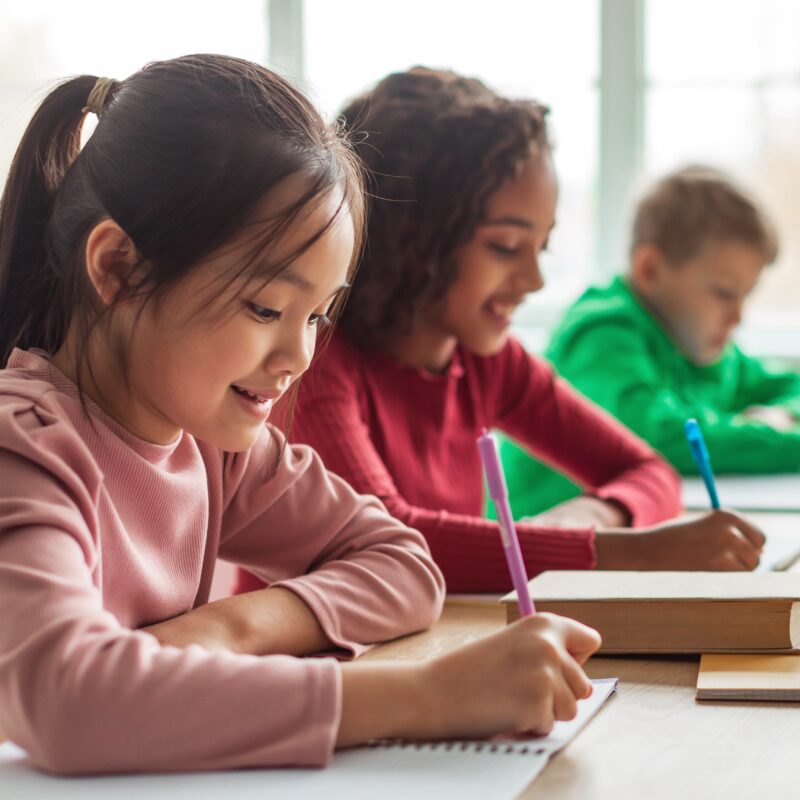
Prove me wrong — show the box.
[0,402,340,775]
[217,429,445,656]
[489,338,682,526]
[734,349,800,421]
[279,352,597,594]
[558,322,800,474]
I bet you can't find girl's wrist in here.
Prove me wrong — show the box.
[337,660,431,747]
[594,529,655,570]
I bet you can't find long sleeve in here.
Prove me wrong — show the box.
[735,350,800,420]
[0,408,341,774]
[488,338,682,526]
[284,346,597,594]
[557,322,800,474]
[217,431,444,656]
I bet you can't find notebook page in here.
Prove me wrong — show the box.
[757,531,800,572]
[0,679,617,800]
[682,474,800,511]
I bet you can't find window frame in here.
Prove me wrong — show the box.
[269,0,800,363]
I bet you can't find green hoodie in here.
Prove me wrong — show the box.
[499,275,800,518]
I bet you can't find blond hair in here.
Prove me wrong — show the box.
[630,166,779,265]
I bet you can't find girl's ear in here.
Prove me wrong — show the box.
[84,219,139,305]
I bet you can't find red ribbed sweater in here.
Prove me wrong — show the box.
[237,334,681,594]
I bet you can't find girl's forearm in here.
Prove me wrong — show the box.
[141,587,332,656]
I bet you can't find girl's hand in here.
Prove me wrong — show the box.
[595,509,765,571]
[523,496,630,529]
[337,614,601,747]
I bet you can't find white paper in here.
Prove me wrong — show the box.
[682,474,800,511]
[0,680,617,800]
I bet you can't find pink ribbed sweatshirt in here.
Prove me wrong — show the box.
[0,349,445,775]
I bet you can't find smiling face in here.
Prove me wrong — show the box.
[76,187,354,449]
[631,239,766,365]
[431,151,557,360]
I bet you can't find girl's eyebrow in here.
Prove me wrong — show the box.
[483,215,534,229]
[273,271,350,299]
[481,217,558,232]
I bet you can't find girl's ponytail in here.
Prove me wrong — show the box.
[0,55,363,380]
[0,76,99,366]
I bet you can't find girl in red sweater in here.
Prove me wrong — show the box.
[237,68,765,594]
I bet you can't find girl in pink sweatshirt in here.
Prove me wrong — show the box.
[0,55,600,775]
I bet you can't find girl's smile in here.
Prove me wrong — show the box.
[230,384,278,419]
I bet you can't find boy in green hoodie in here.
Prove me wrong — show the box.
[500,166,800,520]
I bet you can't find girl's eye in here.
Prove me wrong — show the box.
[249,303,280,322]
[308,313,332,328]
[712,288,735,303]
[488,243,519,257]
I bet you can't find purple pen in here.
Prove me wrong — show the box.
[477,428,535,616]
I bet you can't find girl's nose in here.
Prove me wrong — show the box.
[266,325,314,379]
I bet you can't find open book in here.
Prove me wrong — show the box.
[503,571,800,654]
[0,680,616,800]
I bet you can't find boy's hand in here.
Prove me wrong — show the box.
[741,405,798,432]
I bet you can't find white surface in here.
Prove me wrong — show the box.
[682,474,800,511]
[0,680,617,800]
[758,529,800,572]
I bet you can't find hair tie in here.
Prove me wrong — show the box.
[82,77,118,118]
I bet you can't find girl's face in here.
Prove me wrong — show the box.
[436,152,557,357]
[103,190,354,449]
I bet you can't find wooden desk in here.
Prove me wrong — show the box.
[364,510,800,799]
[365,602,800,799]
[2,511,800,797]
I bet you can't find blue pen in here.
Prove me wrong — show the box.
[684,418,720,509]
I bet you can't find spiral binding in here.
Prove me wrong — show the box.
[366,739,547,756]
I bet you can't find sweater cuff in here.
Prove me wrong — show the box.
[595,481,678,527]
[517,524,597,574]
[272,578,369,659]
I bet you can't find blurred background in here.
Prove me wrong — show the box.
[2,0,799,358]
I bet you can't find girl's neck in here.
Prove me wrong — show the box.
[51,333,179,445]
[386,322,458,374]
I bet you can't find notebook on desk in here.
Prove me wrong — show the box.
[682,474,800,511]
[758,529,800,572]
[0,679,617,800]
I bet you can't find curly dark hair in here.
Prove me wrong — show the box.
[337,67,550,349]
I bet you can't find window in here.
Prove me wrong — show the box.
[2,0,798,358]
[0,0,267,187]
[645,0,800,355]
[301,0,600,342]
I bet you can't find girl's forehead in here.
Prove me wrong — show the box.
[483,156,557,221]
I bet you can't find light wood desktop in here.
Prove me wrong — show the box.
[2,512,800,798]
[364,510,800,799]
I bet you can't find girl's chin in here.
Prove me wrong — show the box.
[464,329,510,357]
[196,423,266,453]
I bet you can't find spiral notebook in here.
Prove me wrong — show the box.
[0,679,617,800]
